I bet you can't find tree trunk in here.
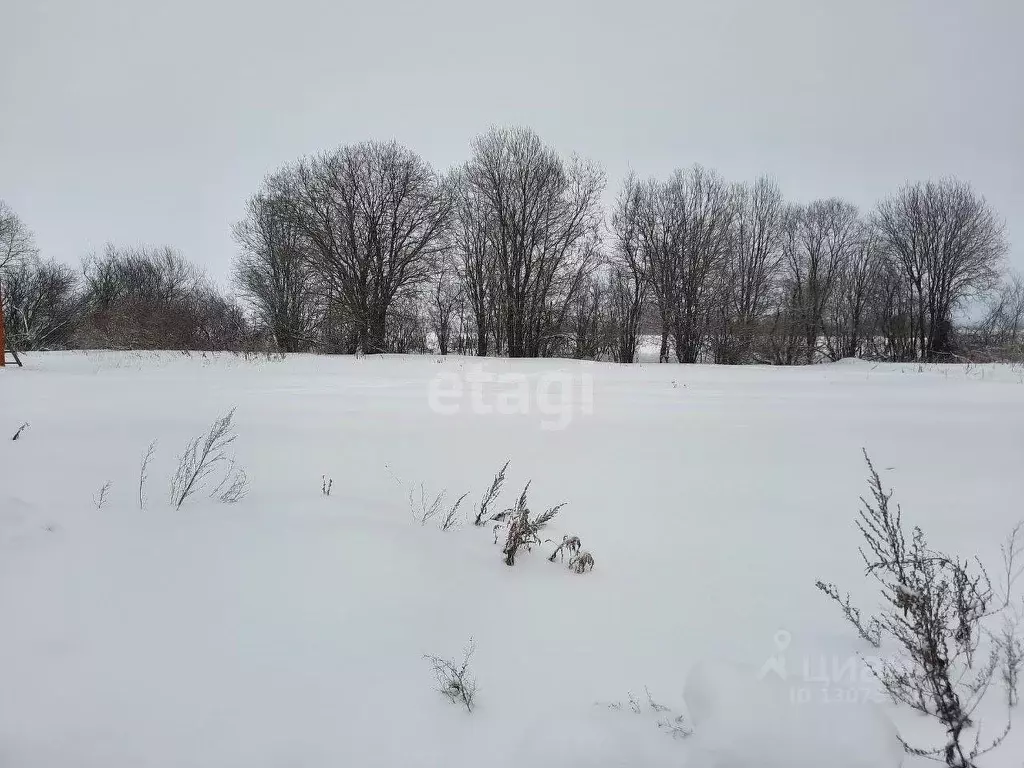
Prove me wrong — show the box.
[366,307,388,354]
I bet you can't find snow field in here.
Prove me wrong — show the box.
[2,352,1023,766]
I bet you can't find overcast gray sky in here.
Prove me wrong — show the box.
[2,0,1022,284]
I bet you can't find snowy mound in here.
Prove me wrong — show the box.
[683,660,903,768]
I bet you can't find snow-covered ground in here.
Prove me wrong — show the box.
[2,351,1022,767]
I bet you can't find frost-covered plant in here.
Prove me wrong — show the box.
[602,687,691,739]
[548,534,582,563]
[138,440,157,510]
[999,610,1023,708]
[210,458,248,503]
[550,535,593,573]
[93,480,112,509]
[425,639,477,712]
[409,484,443,524]
[440,493,468,531]
[819,450,1023,767]
[169,408,245,509]
[815,581,882,647]
[568,551,595,573]
[409,484,467,530]
[474,460,509,526]
[496,482,565,566]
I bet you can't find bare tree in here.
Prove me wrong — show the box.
[428,257,462,355]
[608,174,649,363]
[0,201,37,273]
[868,258,918,362]
[637,167,735,363]
[633,178,679,362]
[288,141,450,354]
[566,273,611,359]
[233,183,318,353]
[83,245,202,309]
[783,199,860,363]
[78,245,212,349]
[463,126,604,357]
[75,244,246,352]
[762,289,805,365]
[964,273,1024,362]
[385,291,430,353]
[190,288,249,352]
[825,225,885,360]
[1,258,83,350]
[875,179,1007,360]
[671,167,734,363]
[448,167,495,356]
[0,200,39,359]
[720,177,785,363]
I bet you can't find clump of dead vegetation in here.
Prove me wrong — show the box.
[168,407,248,509]
[425,639,478,712]
[393,459,593,571]
[549,534,595,573]
[486,481,565,566]
[601,687,691,739]
[409,484,469,531]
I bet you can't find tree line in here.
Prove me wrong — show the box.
[2,126,1022,363]
[0,218,247,353]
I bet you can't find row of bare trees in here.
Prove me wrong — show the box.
[1,233,252,352]
[2,127,1019,362]
[232,128,604,358]
[603,172,1013,364]
[231,127,1017,363]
